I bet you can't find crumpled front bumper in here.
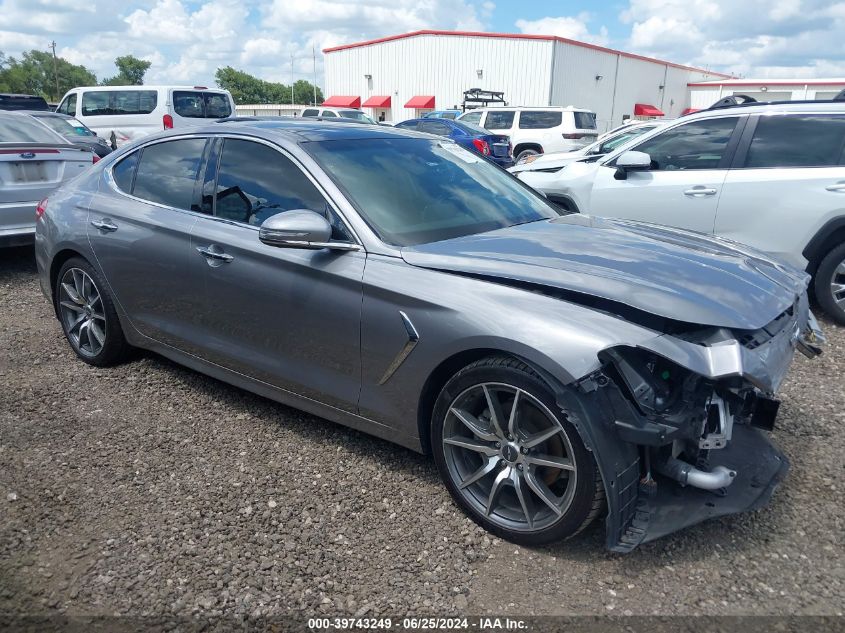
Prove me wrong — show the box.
[617,424,789,549]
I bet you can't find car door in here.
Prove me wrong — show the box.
[188,137,365,412]
[587,116,742,234]
[715,113,845,268]
[87,136,209,352]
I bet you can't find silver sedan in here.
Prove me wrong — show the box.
[35,120,823,551]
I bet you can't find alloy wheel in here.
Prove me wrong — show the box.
[58,267,106,357]
[830,259,845,311]
[441,382,578,532]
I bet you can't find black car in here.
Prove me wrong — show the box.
[23,110,113,158]
[0,93,50,111]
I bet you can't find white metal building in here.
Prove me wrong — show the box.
[323,30,731,130]
[688,79,845,109]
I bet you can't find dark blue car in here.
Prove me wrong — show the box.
[395,118,514,168]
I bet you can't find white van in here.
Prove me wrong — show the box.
[457,106,598,162]
[55,85,236,148]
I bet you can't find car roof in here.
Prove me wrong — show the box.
[684,100,845,120]
[188,118,431,142]
[17,110,71,118]
[64,85,229,92]
[466,106,593,112]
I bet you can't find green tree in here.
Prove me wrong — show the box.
[0,50,96,101]
[101,55,151,86]
[214,66,322,105]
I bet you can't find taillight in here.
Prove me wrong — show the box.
[163,114,173,129]
[563,133,585,139]
[92,154,100,164]
[36,198,47,220]
[473,138,490,155]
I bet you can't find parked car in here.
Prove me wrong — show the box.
[301,107,377,124]
[458,106,597,162]
[517,101,845,324]
[0,93,50,111]
[423,110,462,120]
[23,110,113,158]
[510,121,663,173]
[54,85,236,148]
[0,111,96,246]
[35,119,823,551]
[394,118,513,168]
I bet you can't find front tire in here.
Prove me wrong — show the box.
[55,257,130,366]
[431,356,605,546]
[814,243,845,325]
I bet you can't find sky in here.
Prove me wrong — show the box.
[1,0,844,89]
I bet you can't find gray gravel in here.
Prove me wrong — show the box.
[1,245,843,619]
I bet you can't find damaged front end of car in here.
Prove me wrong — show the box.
[560,293,825,552]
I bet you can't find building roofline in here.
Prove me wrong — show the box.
[689,79,845,87]
[323,29,733,78]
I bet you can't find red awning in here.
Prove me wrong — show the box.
[405,95,435,109]
[362,95,391,108]
[634,103,664,117]
[681,107,700,115]
[322,95,361,108]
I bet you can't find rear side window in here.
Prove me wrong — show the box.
[459,111,482,125]
[301,109,319,117]
[81,90,158,116]
[417,120,452,136]
[631,117,738,171]
[519,111,562,129]
[132,138,206,209]
[112,152,139,193]
[574,112,597,130]
[745,115,845,168]
[172,91,232,119]
[485,111,515,129]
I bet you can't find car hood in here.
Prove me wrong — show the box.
[401,215,809,331]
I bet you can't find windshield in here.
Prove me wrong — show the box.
[35,115,93,137]
[305,138,559,246]
[338,110,375,123]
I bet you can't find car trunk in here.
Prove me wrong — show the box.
[489,134,511,158]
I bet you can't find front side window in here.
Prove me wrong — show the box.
[745,115,845,168]
[172,91,232,119]
[82,90,158,116]
[519,111,563,129]
[132,138,206,209]
[485,111,515,129]
[305,138,559,247]
[213,139,342,233]
[57,93,77,115]
[629,117,738,171]
[459,111,482,125]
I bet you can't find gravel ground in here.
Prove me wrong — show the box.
[1,245,843,621]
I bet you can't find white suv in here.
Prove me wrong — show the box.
[300,107,377,124]
[458,106,597,162]
[517,100,845,324]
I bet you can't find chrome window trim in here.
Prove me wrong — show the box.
[103,132,364,249]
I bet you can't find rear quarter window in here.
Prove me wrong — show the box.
[519,111,563,129]
[112,151,140,193]
[574,112,597,130]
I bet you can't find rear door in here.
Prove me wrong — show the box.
[169,90,234,127]
[715,113,845,268]
[0,115,90,234]
[86,136,208,351]
[587,116,742,234]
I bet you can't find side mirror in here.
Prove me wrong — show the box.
[614,150,651,180]
[259,210,345,250]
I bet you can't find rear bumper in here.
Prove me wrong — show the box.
[0,201,37,246]
[491,156,515,168]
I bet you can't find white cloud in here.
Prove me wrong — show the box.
[515,13,610,46]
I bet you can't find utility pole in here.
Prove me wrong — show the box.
[312,47,317,106]
[290,54,294,105]
[49,41,59,102]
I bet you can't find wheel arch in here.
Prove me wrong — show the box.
[49,249,89,313]
[802,217,845,277]
[513,142,543,157]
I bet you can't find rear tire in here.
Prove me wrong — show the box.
[431,356,605,546]
[814,243,845,325]
[515,148,540,163]
[55,257,130,366]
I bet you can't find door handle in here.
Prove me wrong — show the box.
[683,187,718,197]
[825,183,845,193]
[196,245,234,263]
[90,219,118,232]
